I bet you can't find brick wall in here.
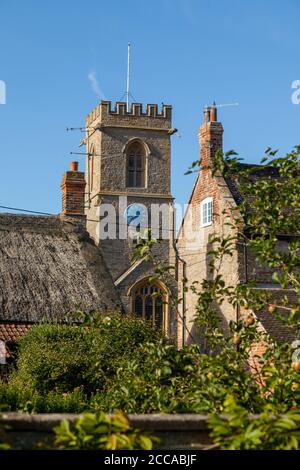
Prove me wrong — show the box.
[61,162,86,216]
[177,107,242,346]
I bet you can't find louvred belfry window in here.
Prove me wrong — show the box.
[127,142,145,188]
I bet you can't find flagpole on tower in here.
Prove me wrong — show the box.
[126,42,131,112]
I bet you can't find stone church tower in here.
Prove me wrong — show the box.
[84,101,176,336]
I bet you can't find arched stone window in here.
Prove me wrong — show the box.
[126,140,146,188]
[129,279,168,331]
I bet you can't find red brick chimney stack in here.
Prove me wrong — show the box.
[199,103,223,170]
[61,161,86,216]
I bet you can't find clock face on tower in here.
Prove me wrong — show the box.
[124,203,148,228]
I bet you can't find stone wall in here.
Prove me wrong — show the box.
[0,412,213,450]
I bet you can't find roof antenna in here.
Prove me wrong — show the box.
[204,101,239,110]
[213,101,239,108]
[203,101,239,125]
[126,42,131,112]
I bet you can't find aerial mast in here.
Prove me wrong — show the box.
[126,42,131,112]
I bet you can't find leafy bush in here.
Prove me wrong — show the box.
[94,340,262,414]
[10,314,162,397]
[0,382,87,413]
[209,395,300,450]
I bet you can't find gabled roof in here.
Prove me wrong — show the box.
[0,214,121,322]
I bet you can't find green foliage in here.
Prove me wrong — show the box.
[11,314,162,397]
[209,395,300,450]
[96,340,262,414]
[54,411,156,450]
[0,314,165,413]
[0,382,87,413]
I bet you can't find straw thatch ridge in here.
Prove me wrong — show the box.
[0,214,122,321]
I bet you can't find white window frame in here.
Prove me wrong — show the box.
[201,197,213,227]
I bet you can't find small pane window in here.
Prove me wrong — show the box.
[201,198,213,227]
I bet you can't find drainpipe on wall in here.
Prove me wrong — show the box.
[172,208,187,348]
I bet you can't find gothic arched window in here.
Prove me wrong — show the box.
[130,280,168,331]
[126,141,146,188]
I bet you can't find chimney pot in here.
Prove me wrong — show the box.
[204,107,210,123]
[210,105,217,122]
[70,161,78,172]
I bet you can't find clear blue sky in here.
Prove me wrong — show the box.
[0,0,299,214]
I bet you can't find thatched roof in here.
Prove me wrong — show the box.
[0,214,121,322]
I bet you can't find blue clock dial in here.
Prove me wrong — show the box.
[124,204,148,228]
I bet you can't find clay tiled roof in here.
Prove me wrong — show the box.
[255,289,297,344]
[0,322,34,361]
[0,322,33,343]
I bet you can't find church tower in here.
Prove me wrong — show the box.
[84,101,176,334]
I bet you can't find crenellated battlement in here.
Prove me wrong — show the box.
[86,101,172,127]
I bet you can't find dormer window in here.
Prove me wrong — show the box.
[126,141,145,188]
[201,197,213,227]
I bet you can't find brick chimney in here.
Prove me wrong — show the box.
[199,104,223,170]
[61,161,86,216]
